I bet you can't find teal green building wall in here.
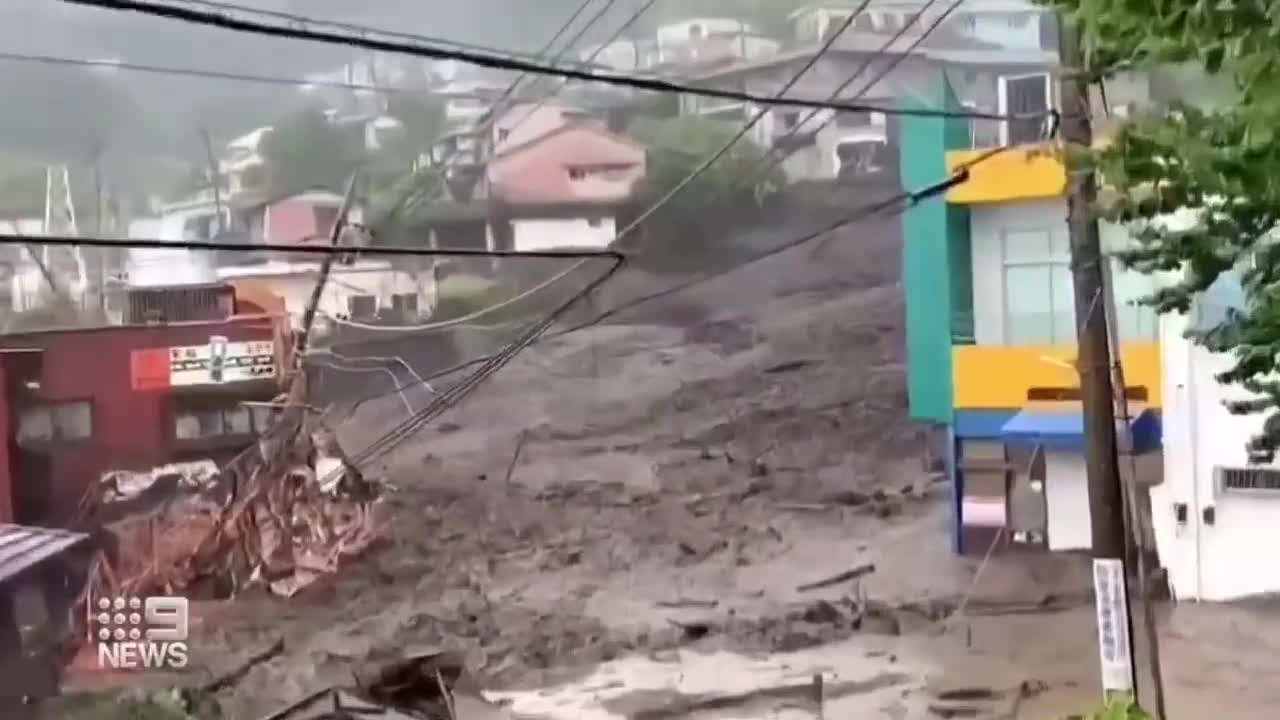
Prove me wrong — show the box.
[898,73,973,424]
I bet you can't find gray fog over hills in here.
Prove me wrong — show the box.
[0,0,801,207]
[0,0,646,184]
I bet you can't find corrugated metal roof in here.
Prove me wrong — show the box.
[0,524,90,584]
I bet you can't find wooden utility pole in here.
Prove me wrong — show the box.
[1059,14,1142,704]
[1059,19,1126,562]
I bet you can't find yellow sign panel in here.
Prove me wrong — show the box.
[945,145,1067,205]
[952,342,1162,410]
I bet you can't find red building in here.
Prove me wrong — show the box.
[0,286,291,525]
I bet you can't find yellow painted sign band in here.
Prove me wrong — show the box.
[945,145,1067,205]
[952,342,1162,410]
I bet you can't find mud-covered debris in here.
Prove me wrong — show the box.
[355,649,468,715]
[927,704,982,718]
[818,490,870,507]
[80,413,386,605]
[935,687,1001,702]
[797,563,876,592]
[762,358,814,374]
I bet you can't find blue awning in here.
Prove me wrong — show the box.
[1000,405,1161,453]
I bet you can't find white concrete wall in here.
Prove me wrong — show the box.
[1156,311,1280,601]
[512,218,616,252]
[1045,451,1091,551]
[969,200,1157,346]
[971,14,1044,50]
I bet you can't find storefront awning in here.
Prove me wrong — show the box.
[1000,404,1161,454]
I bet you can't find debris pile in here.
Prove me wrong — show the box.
[79,408,385,602]
[265,650,510,720]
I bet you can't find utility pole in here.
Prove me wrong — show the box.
[1059,16,1127,570]
[199,128,226,236]
[1058,13,1141,704]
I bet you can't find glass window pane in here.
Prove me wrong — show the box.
[250,406,274,434]
[53,402,92,440]
[1050,264,1076,343]
[1050,229,1070,260]
[175,412,202,440]
[1005,265,1053,344]
[1003,229,1052,264]
[17,408,52,445]
[225,406,252,435]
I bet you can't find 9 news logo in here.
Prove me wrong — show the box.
[89,595,190,670]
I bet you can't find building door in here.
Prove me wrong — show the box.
[1007,444,1048,548]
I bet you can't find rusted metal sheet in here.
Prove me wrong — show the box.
[0,523,89,584]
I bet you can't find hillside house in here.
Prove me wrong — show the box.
[788,2,1057,53]
[678,27,1059,183]
[422,105,646,252]
[216,258,437,330]
[579,18,780,73]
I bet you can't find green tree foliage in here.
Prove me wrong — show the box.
[622,115,785,270]
[385,93,447,157]
[1047,0,1280,458]
[629,115,783,217]
[258,106,368,198]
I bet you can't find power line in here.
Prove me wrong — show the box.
[335,0,852,335]
[171,0,607,67]
[62,0,1029,121]
[0,49,429,93]
[377,0,605,227]
[614,2,867,247]
[746,0,959,186]
[337,157,985,469]
[339,139,1028,423]
[0,234,625,261]
[498,0,662,143]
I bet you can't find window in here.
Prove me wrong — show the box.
[998,73,1052,145]
[782,111,800,129]
[1001,228,1075,345]
[1006,12,1032,29]
[568,167,586,181]
[497,128,510,142]
[174,403,270,441]
[1001,230,1157,345]
[347,294,376,319]
[391,293,419,316]
[17,400,93,446]
[1216,466,1280,496]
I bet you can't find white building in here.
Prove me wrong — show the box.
[578,18,780,72]
[1155,266,1280,601]
[220,127,273,196]
[216,259,437,330]
[789,1,1053,51]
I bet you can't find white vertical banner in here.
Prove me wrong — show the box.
[1093,558,1135,697]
